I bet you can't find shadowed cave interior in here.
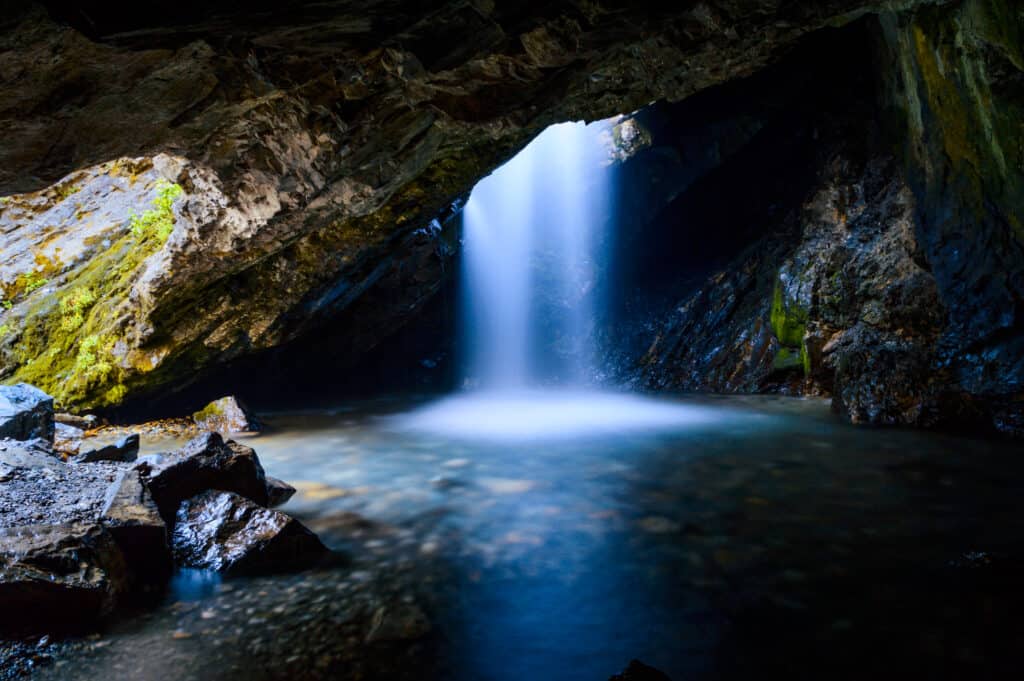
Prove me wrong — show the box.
[1,1,1024,680]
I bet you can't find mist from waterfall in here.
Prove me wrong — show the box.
[461,120,610,389]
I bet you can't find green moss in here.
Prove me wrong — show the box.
[59,287,97,333]
[18,272,48,295]
[770,279,808,348]
[195,401,224,418]
[129,180,183,242]
[770,345,812,375]
[104,384,128,404]
[193,399,226,422]
[770,277,811,377]
[0,324,10,338]
[54,184,81,201]
[9,216,168,407]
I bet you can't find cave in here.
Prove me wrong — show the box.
[1,1,1023,680]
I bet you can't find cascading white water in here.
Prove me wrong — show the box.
[397,119,715,441]
[461,121,609,388]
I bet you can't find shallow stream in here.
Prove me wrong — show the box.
[26,393,1024,680]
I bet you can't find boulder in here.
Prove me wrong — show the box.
[54,422,85,457]
[0,523,128,636]
[192,396,261,434]
[266,476,296,508]
[0,384,54,444]
[0,441,124,527]
[99,468,172,589]
[609,660,674,681]
[171,490,326,574]
[72,433,141,464]
[137,432,269,523]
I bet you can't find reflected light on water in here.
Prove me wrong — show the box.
[390,389,740,442]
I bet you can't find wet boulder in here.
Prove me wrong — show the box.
[192,396,261,434]
[0,439,168,632]
[0,441,124,527]
[266,476,296,508]
[171,490,326,574]
[137,432,269,523]
[0,383,54,444]
[0,523,128,636]
[99,468,172,589]
[72,433,141,464]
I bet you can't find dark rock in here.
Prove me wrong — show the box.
[0,384,54,444]
[265,476,296,508]
[55,413,99,430]
[72,434,141,464]
[53,422,84,457]
[639,147,949,427]
[171,490,326,574]
[138,432,269,523]
[0,523,128,636]
[609,660,673,681]
[0,441,125,527]
[192,396,261,434]
[99,468,172,590]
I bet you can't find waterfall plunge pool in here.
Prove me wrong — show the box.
[32,394,1024,680]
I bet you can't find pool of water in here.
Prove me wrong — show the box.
[27,394,1024,680]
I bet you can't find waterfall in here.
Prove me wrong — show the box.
[461,121,609,389]
[396,119,704,441]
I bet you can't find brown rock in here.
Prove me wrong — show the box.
[100,468,172,590]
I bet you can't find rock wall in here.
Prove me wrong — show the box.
[638,0,1024,435]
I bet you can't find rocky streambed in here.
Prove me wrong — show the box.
[0,383,327,641]
[6,388,1024,680]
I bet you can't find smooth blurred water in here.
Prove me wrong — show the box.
[42,395,1024,681]
[461,120,610,389]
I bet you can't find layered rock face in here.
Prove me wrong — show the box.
[0,0,945,410]
[629,0,1024,435]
